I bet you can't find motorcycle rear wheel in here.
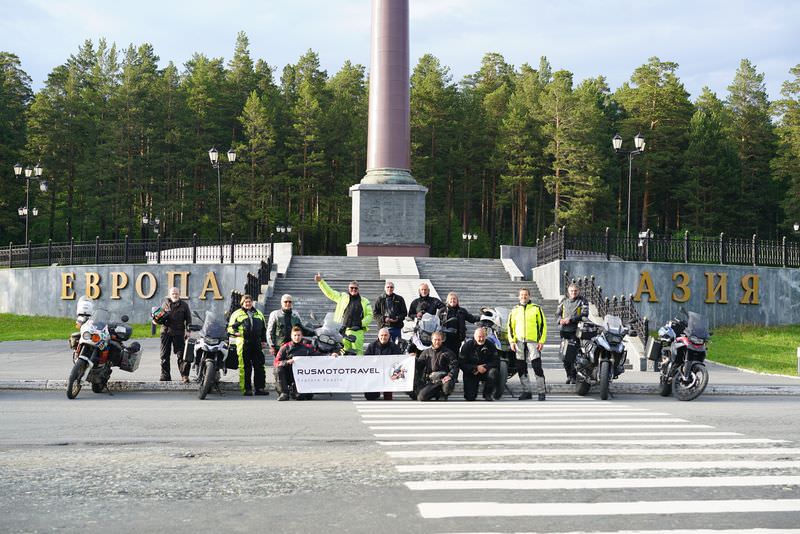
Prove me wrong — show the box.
[67,360,88,399]
[575,379,591,396]
[599,360,611,400]
[198,359,216,400]
[658,374,672,396]
[672,362,708,401]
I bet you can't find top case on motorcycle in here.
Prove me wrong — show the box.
[644,336,661,361]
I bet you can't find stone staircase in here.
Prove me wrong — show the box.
[262,256,565,377]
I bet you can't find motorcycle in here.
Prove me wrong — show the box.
[66,301,141,399]
[188,310,231,400]
[652,310,710,401]
[306,312,357,355]
[400,312,440,355]
[574,314,634,400]
[477,306,517,399]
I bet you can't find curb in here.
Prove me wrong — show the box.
[3,379,800,396]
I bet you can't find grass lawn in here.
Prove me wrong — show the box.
[0,313,160,342]
[707,324,800,376]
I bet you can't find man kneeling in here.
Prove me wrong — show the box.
[415,331,457,401]
[274,326,317,401]
[364,327,402,400]
[459,327,499,401]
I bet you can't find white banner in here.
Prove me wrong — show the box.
[292,355,416,393]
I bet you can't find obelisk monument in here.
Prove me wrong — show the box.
[346,0,429,257]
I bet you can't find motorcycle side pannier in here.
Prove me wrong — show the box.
[645,337,661,361]
[577,322,599,340]
[119,342,142,372]
[183,338,196,365]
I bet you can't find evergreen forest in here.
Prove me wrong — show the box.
[2,32,800,257]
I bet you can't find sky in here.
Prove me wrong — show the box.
[2,0,799,101]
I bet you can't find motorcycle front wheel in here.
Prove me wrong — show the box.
[198,359,216,400]
[67,359,88,399]
[599,360,611,400]
[672,362,708,401]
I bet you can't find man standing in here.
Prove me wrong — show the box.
[459,327,499,401]
[373,281,407,344]
[267,294,311,356]
[557,283,589,384]
[155,286,192,383]
[415,331,458,401]
[227,294,268,396]
[507,287,548,401]
[314,273,373,355]
[364,327,403,400]
[407,282,444,318]
[436,292,478,357]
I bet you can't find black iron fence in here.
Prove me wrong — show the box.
[564,271,649,339]
[539,227,800,268]
[1,233,274,269]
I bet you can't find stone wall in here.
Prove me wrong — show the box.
[535,259,797,327]
[0,264,259,323]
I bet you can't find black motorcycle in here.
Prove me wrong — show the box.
[188,310,232,400]
[651,310,710,401]
[574,315,635,400]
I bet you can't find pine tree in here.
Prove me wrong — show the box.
[773,65,800,231]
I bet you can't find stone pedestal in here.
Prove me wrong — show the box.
[346,183,429,257]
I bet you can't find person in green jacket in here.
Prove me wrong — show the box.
[507,287,547,401]
[227,294,268,396]
[314,273,373,354]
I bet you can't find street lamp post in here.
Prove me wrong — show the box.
[462,233,477,258]
[276,224,293,253]
[13,163,46,243]
[612,133,646,240]
[141,215,161,240]
[208,147,237,263]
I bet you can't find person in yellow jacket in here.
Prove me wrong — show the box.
[507,287,547,401]
[227,294,268,396]
[314,273,373,354]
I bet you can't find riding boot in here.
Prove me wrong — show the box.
[518,375,533,400]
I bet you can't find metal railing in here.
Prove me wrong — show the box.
[564,271,649,339]
[538,227,800,268]
[1,234,274,268]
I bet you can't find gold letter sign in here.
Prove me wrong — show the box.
[85,272,101,299]
[672,271,691,303]
[740,274,760,305]
[633,271,659,302]
[61,272,76,300]
[198,272,223,300]
[705,272,728,304]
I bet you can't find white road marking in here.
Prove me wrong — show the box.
[369,423,710,430]
[360,411,671,419]
[397,459,800,473]
[404,475,800,491]
[417,499,800,518]
[373,431,740,438]
[377,438,785,446]
[387,447,800,459]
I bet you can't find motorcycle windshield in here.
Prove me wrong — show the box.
[603,315,624,335]
[200,311,227,339]
[316,312,343,341]
[685,312,709,340]
[418,313,440,334]
[87,308,110,330]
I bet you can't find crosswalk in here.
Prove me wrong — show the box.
[353,395,800,533]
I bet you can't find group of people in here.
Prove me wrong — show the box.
[154,274,591,403]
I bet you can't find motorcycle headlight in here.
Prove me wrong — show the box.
[689,336,705,345]
[606,333,622,344]
[205,337,220,345]
[82,331,91,340]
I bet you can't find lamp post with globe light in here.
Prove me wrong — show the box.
[208,147,237,263]
[13,163,46,244]
[612,133,646,240]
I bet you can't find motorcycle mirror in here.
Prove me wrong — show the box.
[309,312,318,322]
[628,330,638,338]
[120,315,129,323]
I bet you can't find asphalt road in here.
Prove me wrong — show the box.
[2,391,800,533]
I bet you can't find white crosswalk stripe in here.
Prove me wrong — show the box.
[354,395,800,532]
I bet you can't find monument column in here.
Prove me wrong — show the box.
[347,0,429,257]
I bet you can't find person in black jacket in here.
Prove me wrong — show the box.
[414,331,458,401]
[373,281,408,344]
[557,283,589,384]
[436,292,479,357]
[274,326,318,401]
[364,327,403,400]
[459,327,499,401]
[155,287,192,382]
[407,282,444,318]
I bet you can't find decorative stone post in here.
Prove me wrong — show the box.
[347,0,429,257]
